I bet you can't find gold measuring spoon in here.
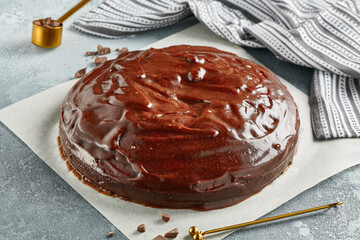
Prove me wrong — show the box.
[189,201,343,240]
[32,0,90,48]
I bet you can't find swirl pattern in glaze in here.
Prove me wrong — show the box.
[59,45,299,210]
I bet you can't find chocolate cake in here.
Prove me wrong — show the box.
[59,45,299,210]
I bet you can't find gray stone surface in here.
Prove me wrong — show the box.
[0,0,359,239]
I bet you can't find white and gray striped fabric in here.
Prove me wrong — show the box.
[73,0,360,139]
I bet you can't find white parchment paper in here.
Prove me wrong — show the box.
[1,24,359,240]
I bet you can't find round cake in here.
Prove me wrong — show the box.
[59,45,299,210]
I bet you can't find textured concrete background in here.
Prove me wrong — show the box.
[0,0,359,239]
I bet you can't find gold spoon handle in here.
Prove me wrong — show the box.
[57,0,91,23]
[190,202,343,239]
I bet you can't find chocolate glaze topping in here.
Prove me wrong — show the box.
[59,45,299,210]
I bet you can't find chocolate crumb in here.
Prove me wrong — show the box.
[34,20,42,26]
[94,57,107,66]
[50,21,61,27]
[107,232,115,237]
[153,235,166,240]
[85,51,97,56]
[161,212,171,222]
[120,47,128,54]
[74,68,87,78]
[97,45,111,55]
[164,228,179,238]
[43,17,51,26]
[137,224,146,232]
[116,47,128,55]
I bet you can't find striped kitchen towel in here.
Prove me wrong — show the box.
[73,0,360,139]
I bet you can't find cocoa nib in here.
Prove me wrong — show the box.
[137,224,146,232]
[74,68,86,78]
[161,212,171,222]
[164,228,179,238]
[94,57,107,66]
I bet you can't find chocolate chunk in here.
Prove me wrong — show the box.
[74,68,86,78]
[164,228,179,238]
[34,20,42,26]
[36,18,61,28]
[94,57,107,66]
[45,17,52,25]
[42,17,51,26]
[137,224,146,232]
[50,21,61,27]
[107,231,115,237]
[153,235,166,240]
[97,45,111,55]
[161,212,171,222]
[85,51,97,56]
[120,47,128,54]
[116,47,128,55]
